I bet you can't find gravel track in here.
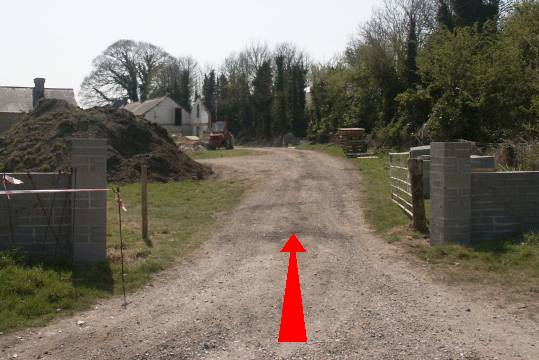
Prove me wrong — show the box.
[0,148,537,359]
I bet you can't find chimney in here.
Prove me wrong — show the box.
[32,77,45,109]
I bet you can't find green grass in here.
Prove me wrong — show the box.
[187,148,256,160]
[0,179,244,332]
[299,143,539,297]
[0,251,112,331]
[350,154,410,232]
[420,234,539,289]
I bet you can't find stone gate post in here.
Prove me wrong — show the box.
[430,142,472,245]
[70,138,107,263]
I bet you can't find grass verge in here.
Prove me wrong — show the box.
[0,179,244,332]
[187,148,256,160]
[298,143,539,304]
[420,234,539,286]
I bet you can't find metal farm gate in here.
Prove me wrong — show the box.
[389,152,412,218]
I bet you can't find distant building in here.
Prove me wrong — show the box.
[124,96,210,137]
[0,78,77,133]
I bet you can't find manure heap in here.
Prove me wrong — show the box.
[0,99,212,183]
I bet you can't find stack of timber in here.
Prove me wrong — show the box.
[337,128,368,156]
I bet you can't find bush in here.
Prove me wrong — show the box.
[495,141,539,171]
[374,118,413,150]
[395,89,432,131]
[418,7,539,142]
[426,90,481,141]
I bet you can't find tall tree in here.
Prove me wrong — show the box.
[289,62,308,137]
[272,55,289,135]
[405,15,420,87]
[244,42,271,82]
[215,74,229,118]
[80,40,169,107]
[213,43,311,140]
[437,0,455,30]
[450,0,499,27]
[202,70,217,121]
[151,57,198,111]
[252,60,273,139]
[176,56,200,111]
[178,69,193,111]
[137,42,170,102]
[220,52,252,136]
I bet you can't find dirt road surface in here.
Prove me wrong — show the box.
[1,148,537,359]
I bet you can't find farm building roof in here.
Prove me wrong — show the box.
[0,86,77,113]
[123,96,172,116]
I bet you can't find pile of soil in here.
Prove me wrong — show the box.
[0,99,212,183]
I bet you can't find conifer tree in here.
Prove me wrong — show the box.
[202,70,217,121]
[437,0,454,30]
[272,55,289,135]
[289,63,308,137]
[215,74,229,119]
[252,60,273,139]
[404,15,420,88]
[450,0,499,27]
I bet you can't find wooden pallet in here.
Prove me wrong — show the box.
[338,128,367,154]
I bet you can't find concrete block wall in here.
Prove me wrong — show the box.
[0,138,107,263]
[70,138,107,263]
[0,173,72,256]
[429,142,472,245]
[410,145,431,159]
[430,142,539,245]
[470,155,496,169]
[412,147,495,200]
[471,172,539,241]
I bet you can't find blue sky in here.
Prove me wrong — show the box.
[1,0,379,93]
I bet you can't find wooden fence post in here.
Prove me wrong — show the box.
[141,165,148,240]
[408,158,427,233]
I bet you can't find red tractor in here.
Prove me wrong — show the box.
[207,119,234,150]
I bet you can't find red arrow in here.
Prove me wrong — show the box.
[278,234,307,342]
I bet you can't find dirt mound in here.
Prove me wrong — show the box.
[0,99,212,183]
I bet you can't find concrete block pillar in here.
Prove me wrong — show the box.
[70,138,107,263]
[430,142,472,245]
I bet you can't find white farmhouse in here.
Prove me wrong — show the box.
[124,96,210,137]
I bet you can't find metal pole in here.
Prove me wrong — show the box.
[2,174,15,243]
[115,187,128,308]
[70,168,77,264]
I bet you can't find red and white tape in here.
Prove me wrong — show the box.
[1,173,126,210]
[3,174,24,185]
[0,188,109,195]
[117,197,127,212]
[2,174,25,199]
